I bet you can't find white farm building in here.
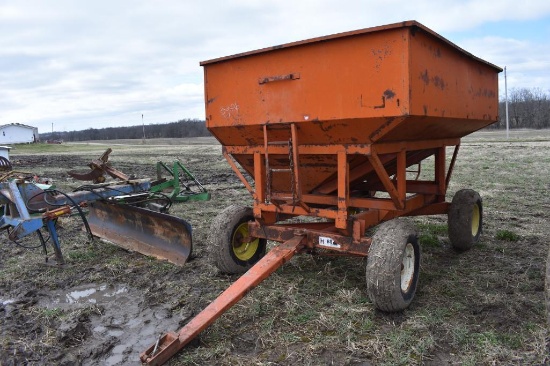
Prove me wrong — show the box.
[0,123,39,144]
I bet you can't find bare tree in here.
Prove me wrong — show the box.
[496,87,550,129]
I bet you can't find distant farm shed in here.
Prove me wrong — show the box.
[0,123,39,144]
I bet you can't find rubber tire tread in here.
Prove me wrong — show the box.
[209,205,266,274]
[366,219,420,312]
[448,189,482,251]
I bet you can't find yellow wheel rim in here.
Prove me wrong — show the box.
[232,222,259,261]
[471,203,481,237]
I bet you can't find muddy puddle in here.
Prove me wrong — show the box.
[48,283,129,307]
[39,283,178,365]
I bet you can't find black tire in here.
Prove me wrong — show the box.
[209,205,267,274]
[366,219,420,312]
[448,189,483,251]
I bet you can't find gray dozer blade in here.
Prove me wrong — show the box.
[86,201,192,265]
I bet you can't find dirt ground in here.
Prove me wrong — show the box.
[0,132,549,365]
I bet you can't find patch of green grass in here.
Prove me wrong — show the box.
[417,222,448,248]
[473,330,499,347]
[496,332,524,349]
[10,142,85,154]
[451,325,525,357]
[413,307,451,326]
[148,260,176,275]
[495,229,520,241]
[419,234,440,248]
[292,309,317,324]
[382,327,436,366]
[451,325,470,347]
[280,332,301,343]
[38,307,64,320]
[67,248,99,262]
[0,257,21,278]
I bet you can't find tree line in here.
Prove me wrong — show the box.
[492,87,550,129]
[41,118,210,141]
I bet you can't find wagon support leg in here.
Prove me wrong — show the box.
[140,235,306,365]
[445,144,460,193]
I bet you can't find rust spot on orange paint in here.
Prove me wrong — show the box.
[433,76,445,90]
[383,89,396,99]
[420,70,429,85]
[369,116,398,140]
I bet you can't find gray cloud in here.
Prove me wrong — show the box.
[1,0,549,133]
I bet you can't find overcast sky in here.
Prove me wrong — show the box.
[2,1,550,134]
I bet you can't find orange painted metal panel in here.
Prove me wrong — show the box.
[202,21,501,146]
[201,21,501,199]
[409,29,499,120]
[203,27,410,145]
[201,21,501,223]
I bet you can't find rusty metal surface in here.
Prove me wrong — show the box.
[86,201,192,265]
[68,148,129,183]
[140,235,306,365]
[247,221,371,256]
[202,21,501,145]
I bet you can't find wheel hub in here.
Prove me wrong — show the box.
[232,223,259,261]
[401,242,415,293]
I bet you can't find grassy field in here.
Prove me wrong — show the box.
[1,130,549,365]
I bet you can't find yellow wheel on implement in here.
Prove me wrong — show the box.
[232,222,260,261]
[209,205,267,274]
[471,202,481,237]
[448,189,483,251]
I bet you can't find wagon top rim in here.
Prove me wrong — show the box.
[200,20,502,73]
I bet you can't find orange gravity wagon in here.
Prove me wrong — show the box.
[141,21,502,364]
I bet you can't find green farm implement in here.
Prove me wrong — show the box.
[150,161,210,202]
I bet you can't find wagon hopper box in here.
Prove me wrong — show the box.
[141,21,501,365]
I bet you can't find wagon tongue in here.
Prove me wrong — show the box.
[86,201,192,265]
